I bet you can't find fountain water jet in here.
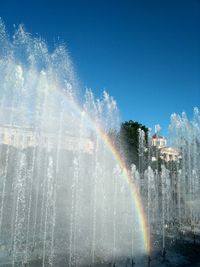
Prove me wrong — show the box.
[0,20,146,266]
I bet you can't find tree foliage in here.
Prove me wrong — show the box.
[109,120,149,169]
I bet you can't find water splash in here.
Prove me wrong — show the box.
[0,20,145,266]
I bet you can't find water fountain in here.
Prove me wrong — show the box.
[168,108,200,239]
[0,19,199,267]
[128,112,200,265]
[0,20,146,266]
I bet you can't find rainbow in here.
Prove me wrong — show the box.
[94,124,151,255]
[73,104,150,255]
[50,81,151,255]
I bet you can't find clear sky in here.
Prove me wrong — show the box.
[0,0,200,134]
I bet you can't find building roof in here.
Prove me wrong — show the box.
[152,133,165,139]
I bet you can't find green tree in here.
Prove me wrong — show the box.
[119,120,148,168]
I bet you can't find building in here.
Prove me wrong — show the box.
[152,134,167,148]
[151,133,180,162]
[160,147,180,162]
[0,124,94,154]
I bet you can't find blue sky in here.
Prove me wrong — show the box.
[1,0,200,134]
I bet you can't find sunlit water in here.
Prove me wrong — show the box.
[0,20,145,266]
[0,19,199,267]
